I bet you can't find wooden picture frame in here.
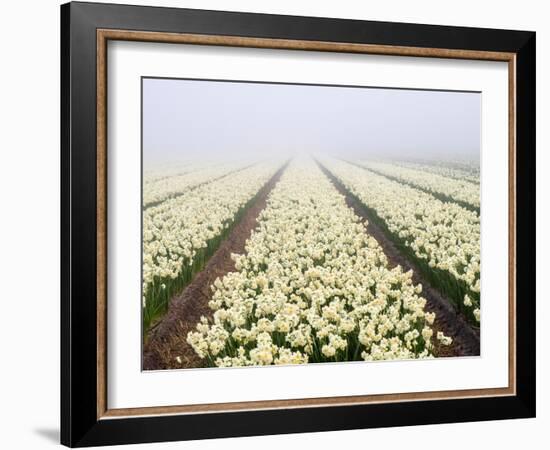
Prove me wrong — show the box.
[61,1,535,447]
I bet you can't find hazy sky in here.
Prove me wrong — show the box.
[143,78,480,166]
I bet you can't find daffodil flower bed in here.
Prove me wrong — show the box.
[143,159,259,207]
[395,161,479,184]
[319,157,480,326]
[144,159,219,184]
[142,161,282,331]
[356,160,480,213]
[187,159,450,367]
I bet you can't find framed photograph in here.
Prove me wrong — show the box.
[61,1,536,447]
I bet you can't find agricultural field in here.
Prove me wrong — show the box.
[353,160,480,212]
[394,160,480,184]
[143,158,260,207]
[142,155,480,370]
[142,159,284,330]
[319,157,480,325]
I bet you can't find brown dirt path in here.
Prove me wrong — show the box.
[318,162,480,358]
[142,163,287,370]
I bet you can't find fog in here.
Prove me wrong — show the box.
[143,77,480,167]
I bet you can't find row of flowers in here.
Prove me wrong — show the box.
[355,160,480,211]
[142,160,282,330]
[319,157,480,325]
[187,158,451,368]
[143,158,259,207]
[144,158,217,185]
[395,160,480,184]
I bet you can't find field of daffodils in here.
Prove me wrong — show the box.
[142,156,480,368]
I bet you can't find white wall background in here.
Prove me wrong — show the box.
[0,0,546,448]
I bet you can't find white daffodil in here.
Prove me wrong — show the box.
[357,160,480,209]
[143,161,281,301]
[187,159,438,367]
[320,156,480,318]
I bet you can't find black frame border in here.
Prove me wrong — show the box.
[61,1,536,447]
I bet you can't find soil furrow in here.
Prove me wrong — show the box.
[317,162,480,358]
[142,163,288,370]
